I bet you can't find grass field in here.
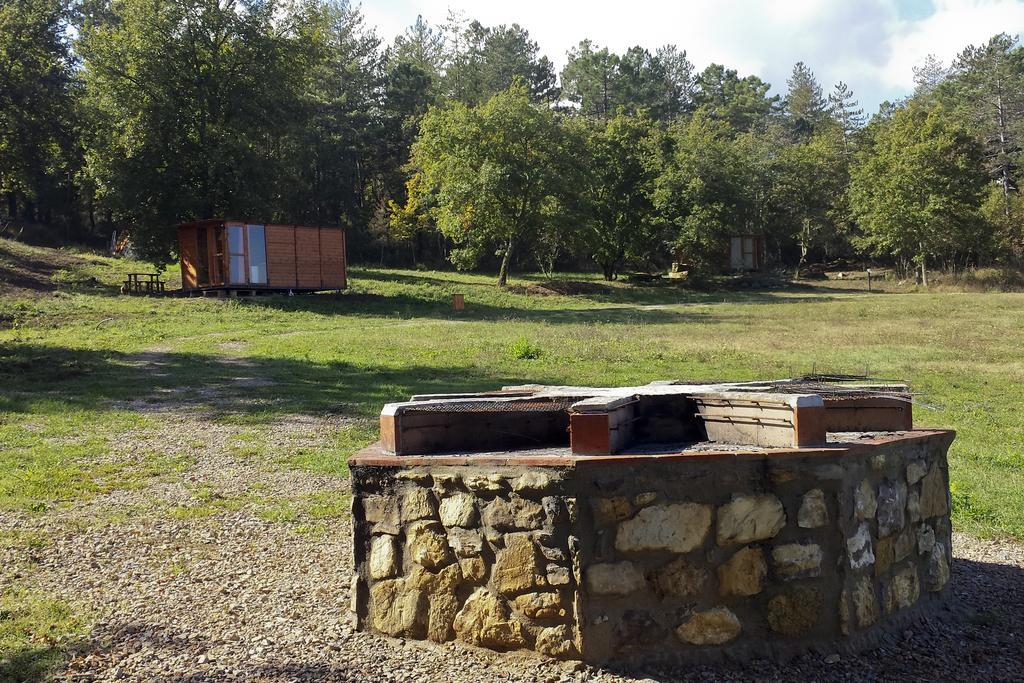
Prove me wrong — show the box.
[1,238,1022,538]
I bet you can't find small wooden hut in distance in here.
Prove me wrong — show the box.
[177,220,346,294]
[728,234,764,271]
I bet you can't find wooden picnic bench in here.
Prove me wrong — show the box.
[122,272,165,295]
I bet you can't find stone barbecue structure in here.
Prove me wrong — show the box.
[348,379,954,664]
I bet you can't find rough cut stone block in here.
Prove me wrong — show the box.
[716,495,786,546]
[616,503,712,553]
[633,492,658,507]
[884,566,920,612]
[926,542,950,591]
[363,495,400,535]
[480,620,528,650]
[675,607,741,645]
[439,493,478,528]
[370,578,423,637]
[585,561,645,595]
[483,497,544,531]
[459,557,487,583]
[906,460,927,485]
[536,625,578,658]
[447,527,484,558]
[917,524,936,555]
[906,488,922,523]
[546,564,570,586]
[591,497,633,526]
[846,522,875,570]
[614,610,668,652]
[427,592,460,643]
[400,488,436,522]
[397,469,431,483]
[651,556,707,598]
[407,563,463,594]
[453,587,525,649]
[876,479,907,537]
[797,488,829,528]
[875,534,895,576]
[850,575,879,628]
[893,527,915,563]
[369,535,398,579]
[855,479,877,521]
[406,521,453,569]
[512,591,568,619]
[767,586,822,637]
[771,543,823,580]
[919,465,949,519]
[717,546,766,597]
[512,471,553,493]
[493,533,543,595]
[464,474,507,493]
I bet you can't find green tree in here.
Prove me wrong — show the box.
[405,85,565,285]
[771,131,846,274]
[561,42,694,121]
[656,44,696,118]
[79,0,309,262]
[694,64,778,133]
[441,18,556,106]
[560,40,619,118]
[283,1,386,227]
[0,0,80,229]
[849,103,987,284]
[948,34,1024,251]
[388,14,444,80]
[913,54,948,102]
[570,112,659,279]
[827,81,865,147]
[652,110,755,271]
[784,61,827,140]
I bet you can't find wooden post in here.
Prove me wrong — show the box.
[452,294,465,311]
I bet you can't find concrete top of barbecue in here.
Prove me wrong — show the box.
[350,429,956,467]
[372,378,930,458]
[383,380,831,416]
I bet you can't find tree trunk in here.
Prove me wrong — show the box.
[996,93,1012,219]
[794,220,810,279]
[919,244,928,288]
[497,237,515,287]
[6,191,16,219]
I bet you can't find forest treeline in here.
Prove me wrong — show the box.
[2,0,1023,283]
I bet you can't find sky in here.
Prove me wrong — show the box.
[361,0,1024,113]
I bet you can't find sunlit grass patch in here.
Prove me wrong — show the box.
[0,587,86,682]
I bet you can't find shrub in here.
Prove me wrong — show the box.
[506,336,543,360]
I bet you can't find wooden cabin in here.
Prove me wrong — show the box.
[728,235,764,272]
[177,220,346,294]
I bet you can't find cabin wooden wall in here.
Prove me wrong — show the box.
[178,225,198,290]
[295,227,321,289]
[266,225,297,287]
[320,229,346,288]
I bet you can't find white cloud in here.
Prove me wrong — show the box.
[361,0,1024,111]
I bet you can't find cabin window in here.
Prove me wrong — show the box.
[228,225,246,284]
[247,224,267,284]
[195,226,210,285]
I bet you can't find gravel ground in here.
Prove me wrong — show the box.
[3,408,1023,682]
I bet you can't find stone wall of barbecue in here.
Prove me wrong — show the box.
[349,432,954,664]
